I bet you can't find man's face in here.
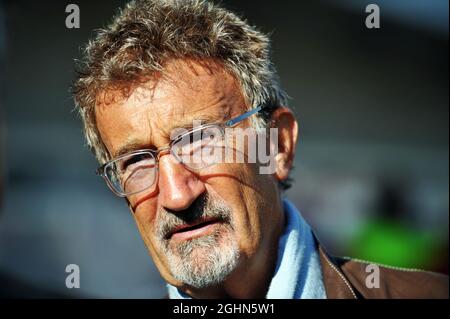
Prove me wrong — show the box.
[95,59,287,290]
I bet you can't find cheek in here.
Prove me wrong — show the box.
[131,201,177,283]
[131,199,174,267]
[230,163,279,252]
[132,199,159,241]
[204,163,265,253]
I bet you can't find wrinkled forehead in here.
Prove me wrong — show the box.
[94,59,248,157]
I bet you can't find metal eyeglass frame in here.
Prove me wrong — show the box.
[96,105,265,197]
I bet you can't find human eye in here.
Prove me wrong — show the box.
[172,126,225,169]
[174,127,214,155]
[119,153,154,172]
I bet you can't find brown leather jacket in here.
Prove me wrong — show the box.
[318,245,449,299]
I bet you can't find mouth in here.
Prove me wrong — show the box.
[167,217,222,241]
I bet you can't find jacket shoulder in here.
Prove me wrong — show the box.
[337,257,449,299]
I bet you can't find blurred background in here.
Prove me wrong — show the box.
[0,0,448,298]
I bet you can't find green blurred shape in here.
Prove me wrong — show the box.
[350,218,440,269]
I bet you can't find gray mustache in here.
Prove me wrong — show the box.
[155,193,233,240]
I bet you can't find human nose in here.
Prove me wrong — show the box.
[157,154,206,212]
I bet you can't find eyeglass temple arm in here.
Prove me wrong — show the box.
[224,105,263,127]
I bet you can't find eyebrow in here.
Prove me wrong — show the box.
[113,139,152,158]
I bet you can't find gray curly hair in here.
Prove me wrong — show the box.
[73,0,292,189]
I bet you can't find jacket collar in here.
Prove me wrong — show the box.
[316,239,358,299]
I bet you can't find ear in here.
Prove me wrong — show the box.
[271,107,299,184]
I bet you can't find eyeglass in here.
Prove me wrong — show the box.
[96,105,264,197]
